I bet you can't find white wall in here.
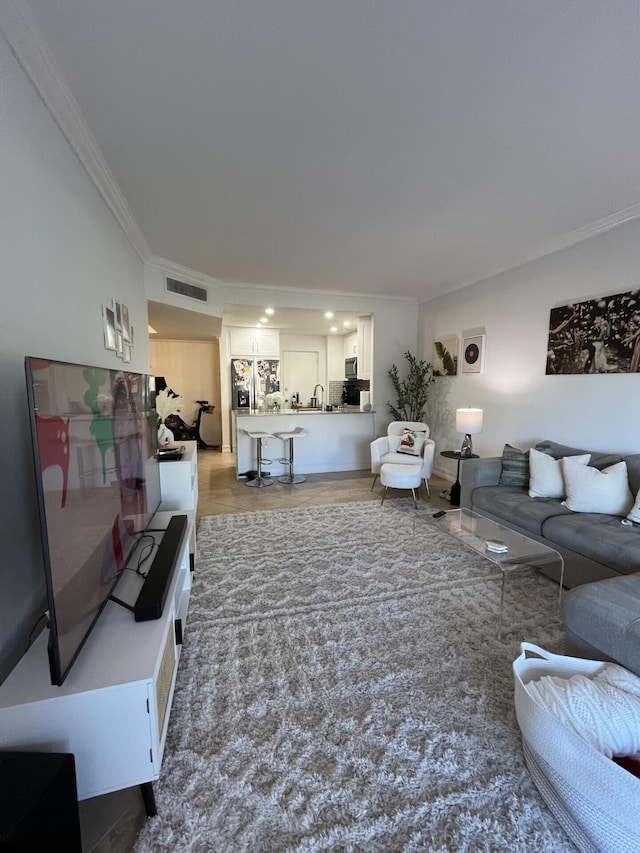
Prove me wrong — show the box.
[0,34,148,682]
[150,339,222,446]
[420,218,640,482]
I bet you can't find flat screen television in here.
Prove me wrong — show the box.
[25,357,162,686]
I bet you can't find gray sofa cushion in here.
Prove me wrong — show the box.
[543,513,640,576]
[471,486,572,536]
[535,439,622,471]
[562,573,640,676]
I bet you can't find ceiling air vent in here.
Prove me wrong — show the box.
[165,276,208,303]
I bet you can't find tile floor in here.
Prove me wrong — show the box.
[79,451,452,851]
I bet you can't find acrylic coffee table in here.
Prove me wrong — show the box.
[431,508,564,638]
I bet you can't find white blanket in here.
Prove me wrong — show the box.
[527,663,640,759]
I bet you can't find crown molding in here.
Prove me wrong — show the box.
[219,278,418,304]
[148,256,417,304]
[542,201,640,256]
[1,0,151,263]
[427,202,640,302]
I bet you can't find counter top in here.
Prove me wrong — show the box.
[236,407,375,416]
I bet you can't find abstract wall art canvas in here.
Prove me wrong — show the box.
[546,289,640,374]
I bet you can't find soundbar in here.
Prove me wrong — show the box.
[134,514,188,622]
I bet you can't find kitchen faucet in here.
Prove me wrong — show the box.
[313,383,326,411]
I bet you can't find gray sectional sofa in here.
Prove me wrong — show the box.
[562,573,640,676]
[459,440,640,673]
[459,439,640,588]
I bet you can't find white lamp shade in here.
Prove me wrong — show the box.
[456,407,483,435]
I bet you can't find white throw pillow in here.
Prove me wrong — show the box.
[528,448,590,499]
[397,429,426,456]
[627,488,640,523]
[562,457,634,515]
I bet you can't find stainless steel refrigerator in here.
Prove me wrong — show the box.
[231,358,280,410]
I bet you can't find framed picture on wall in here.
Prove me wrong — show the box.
[432,335,458,376]
[461,335,486,374]
[103,304,116,351]
[121,304,131,343]
[546,288,640,374]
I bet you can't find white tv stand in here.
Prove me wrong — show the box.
[0,511,191,814]
[159,440,198,562]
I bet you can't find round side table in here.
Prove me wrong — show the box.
[440,450,479,506]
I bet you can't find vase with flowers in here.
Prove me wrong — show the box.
[264,391,286,412]
[155,388,184,445]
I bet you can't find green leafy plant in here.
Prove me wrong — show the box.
[387,351,435,422]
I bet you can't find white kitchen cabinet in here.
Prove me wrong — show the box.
[229,327,280,357]
[357,316,372,380]
[343,332,358,359]
[255,327,279,355]
[159,440,198,558]
[0,511,192,811]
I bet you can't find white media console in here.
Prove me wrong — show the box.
[159,440,198,560]
[0,510,192,813]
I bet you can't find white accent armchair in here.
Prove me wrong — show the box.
[370,421,435,496]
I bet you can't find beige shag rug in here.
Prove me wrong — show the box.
[134,500,575,852]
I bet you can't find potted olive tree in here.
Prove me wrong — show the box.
[387,351,435,422]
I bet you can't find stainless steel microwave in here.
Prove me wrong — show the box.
[345,357,357,379]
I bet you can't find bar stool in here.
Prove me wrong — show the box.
[274,427,309,484]
[242,429,275,487]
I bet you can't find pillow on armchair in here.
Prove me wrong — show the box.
[397,429,426,457]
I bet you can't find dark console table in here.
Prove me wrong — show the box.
[440,450,479,507]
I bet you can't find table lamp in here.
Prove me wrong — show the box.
[456,408,483,457]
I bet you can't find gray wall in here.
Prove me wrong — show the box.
[0,34,149,683]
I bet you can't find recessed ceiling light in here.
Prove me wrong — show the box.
[265,307,274,315]
[343,321,351,327]
[260,317,268,323]
[330,326,338,332]
[324,311,334,318]
[256,323,262,328]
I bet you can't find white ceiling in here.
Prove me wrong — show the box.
[23,1,640,303]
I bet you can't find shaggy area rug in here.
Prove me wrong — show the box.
[134,500,575,852]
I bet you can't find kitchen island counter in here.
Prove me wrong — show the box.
[234,410,376,478]
[237,407,373,416]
